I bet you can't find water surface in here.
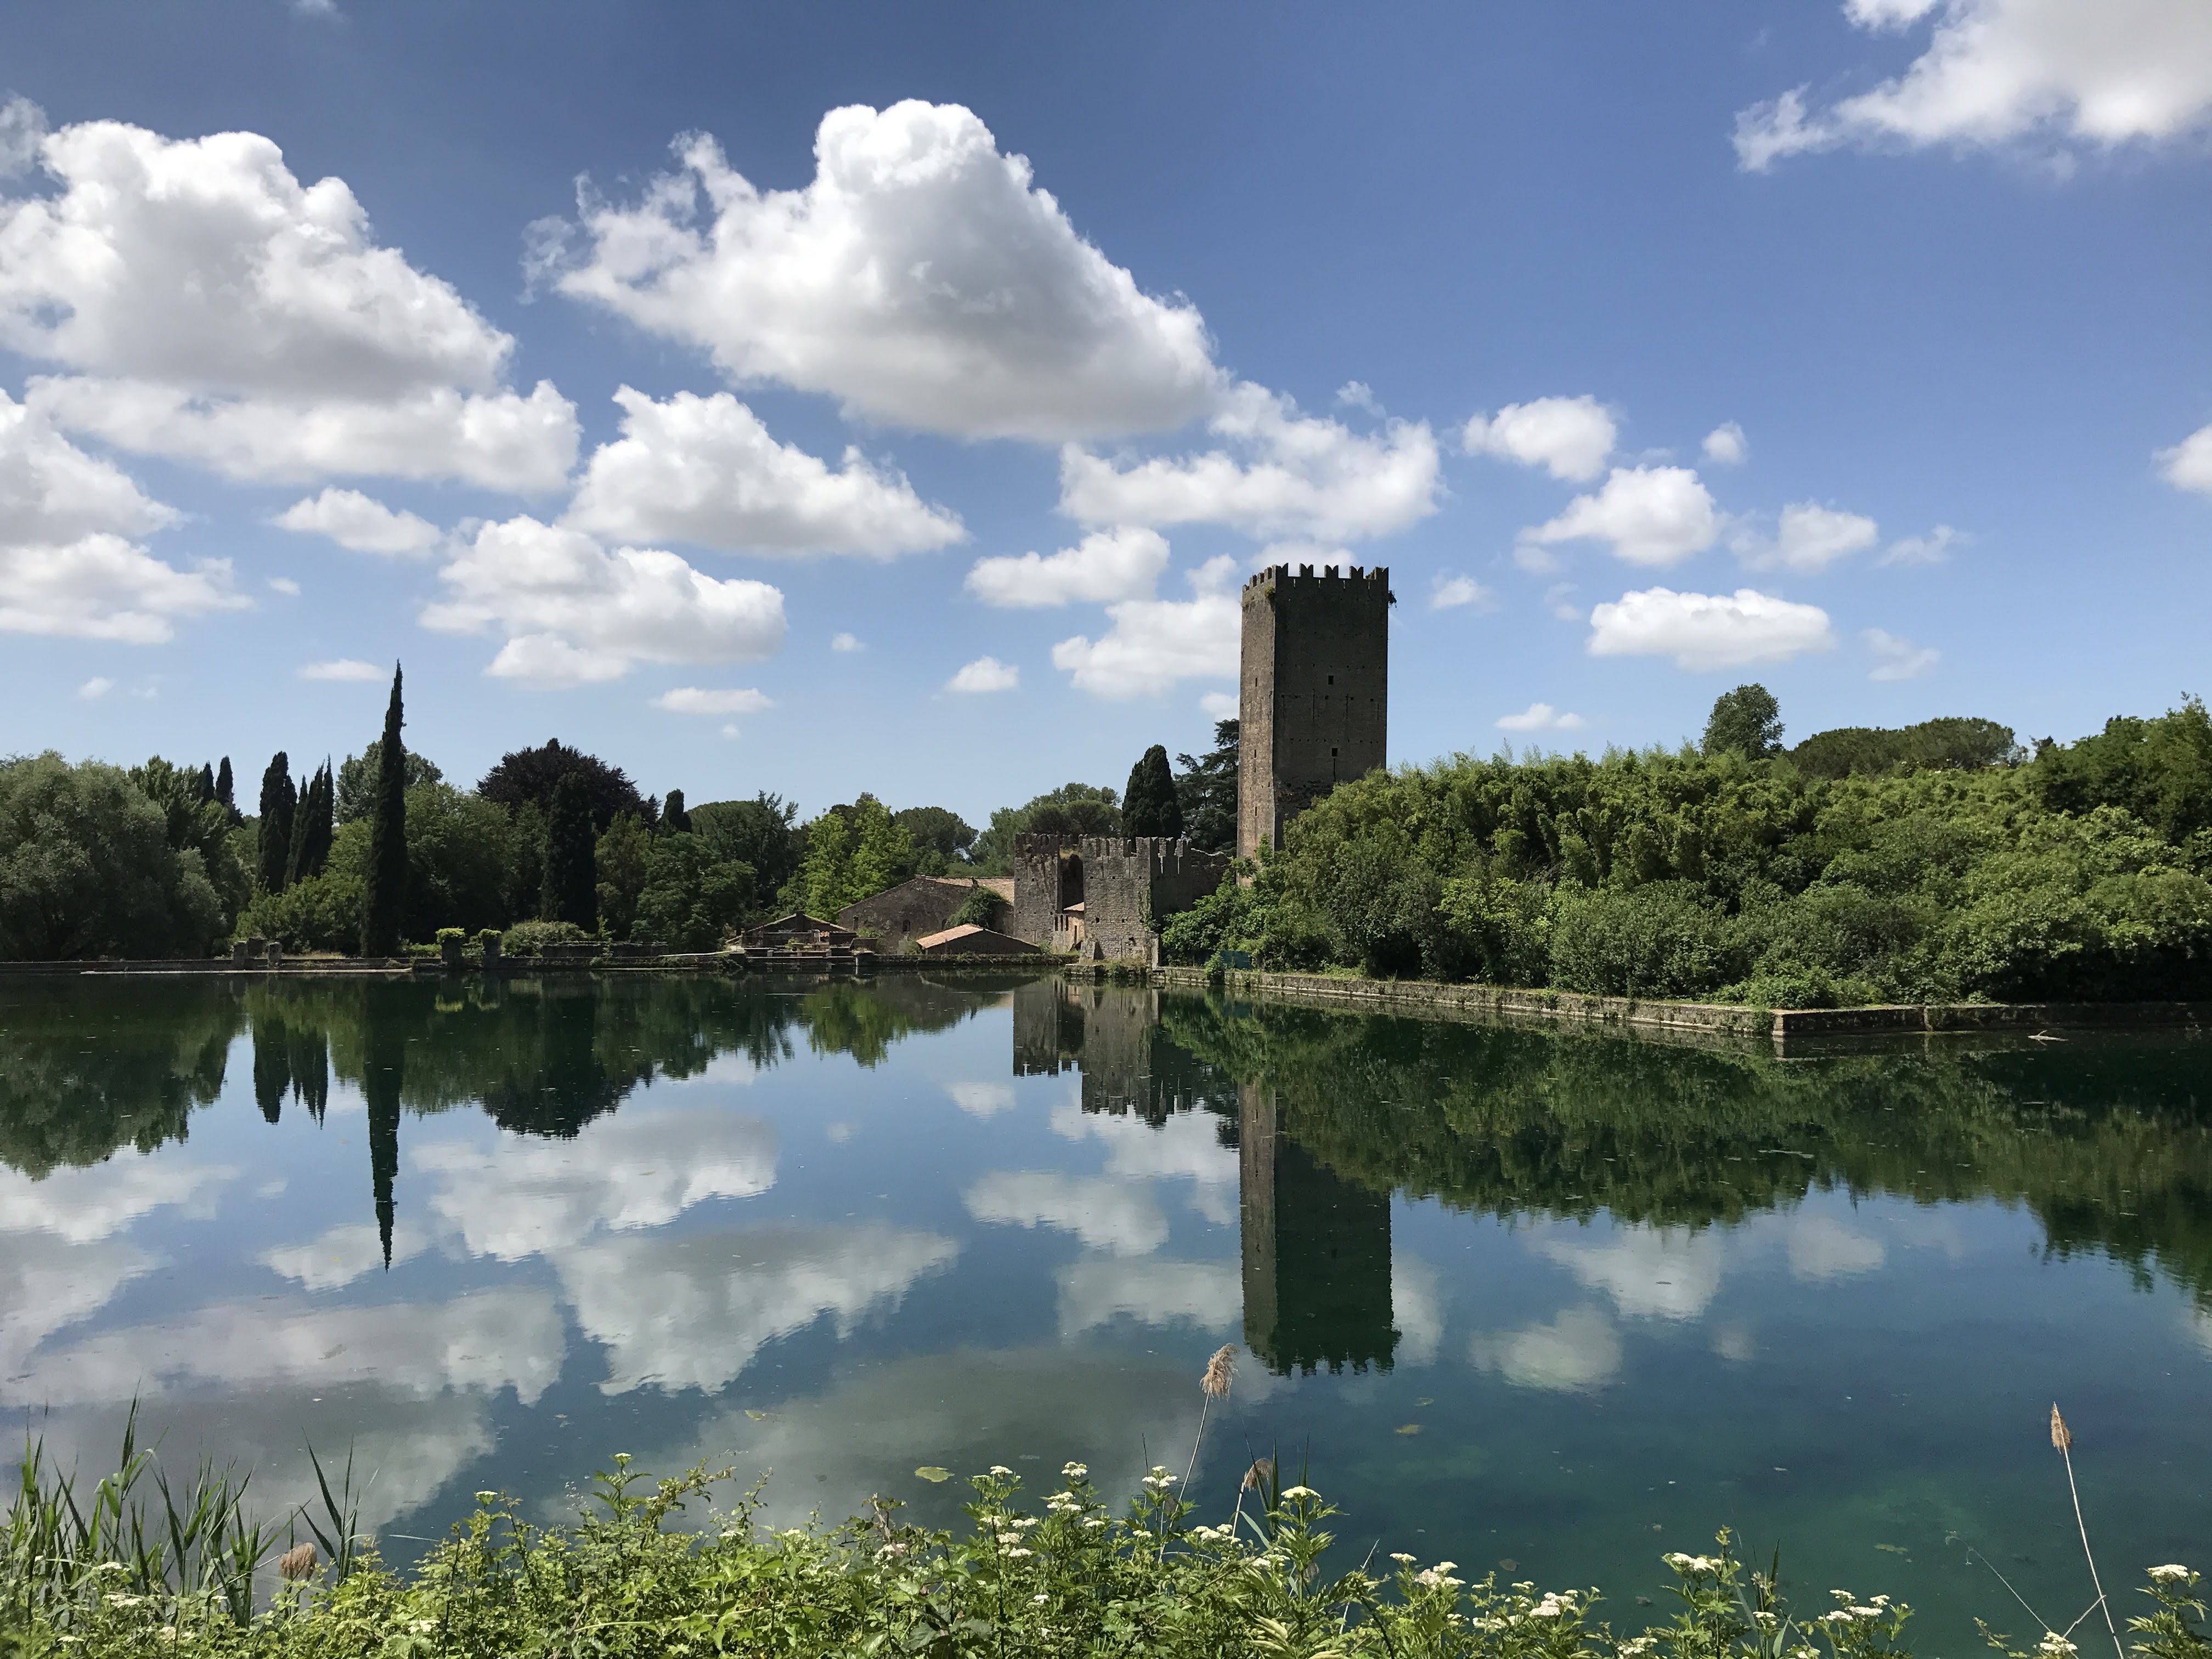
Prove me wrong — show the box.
[3,972,2208,1651]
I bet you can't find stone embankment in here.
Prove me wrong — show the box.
[1147,963,2212,1047]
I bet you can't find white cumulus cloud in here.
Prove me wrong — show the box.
[653,686,775,715]
[563,386,963,558]
[1736,0,2212,168]
[275,487,440,556]
[831,630,863,652]
[0,116,577,488]
[420,515,787,687]
[945,655,1019,694]
[966,526,1169,608]
[1496,701,1587,732]
[1429,573,1493,611]
[297,658,384,681]
[1866,627,1941,679]
[1737,502,1881,572]
[1702,422,1749,466]
[546,101,1218,442]
[1522,465,1720,568]
[1060,382,1440,542]
[77,675,112,698]
[1463,395,1616,482]
[1051,555,1240,699]
[1588,586,1836,670]
[0,388,243,641]
[2158,425,2212,495]
[1882,523,1966,564]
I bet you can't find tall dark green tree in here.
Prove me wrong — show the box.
[256,753,296,893]
[215,756,236,821]
[1123,744,1184,838]
[1174,719,1240,853]
[541,771,598,930]
[662,788,691,834]
[195,763,215,804]
[360,667,409,956]
[287,761,335,884]
[1703,684,1784,758]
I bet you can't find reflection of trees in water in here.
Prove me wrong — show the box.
[0,980,242,1175]
[0,974,1042,1182]
[1160,994,2212,1311]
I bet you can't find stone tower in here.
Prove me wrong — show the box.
[1238,563,1391,859]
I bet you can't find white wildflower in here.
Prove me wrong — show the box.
[1033,1594,1048,1605]
[1392,1553,1418,1565]
[1006,1547,1033,1559]
[2037,1635,2078,1659]
[989,1465,1013,1476]
[2150,1566,2193,1584]
[1279,1485,1318,1500]
[1063,1463,1088,1480]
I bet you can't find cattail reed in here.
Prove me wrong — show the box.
[278,1542,317,1581]
[2050,1403,2121,1659]
[1167,1344,1240,1558]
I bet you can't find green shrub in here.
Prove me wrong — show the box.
[949,881,1010,932]
[500,918,591,957]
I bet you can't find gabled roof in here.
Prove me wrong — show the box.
[747,912,842,933]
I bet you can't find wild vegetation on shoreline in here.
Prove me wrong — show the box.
[1164,699,2212,1007]
[8,1435,2206,1659]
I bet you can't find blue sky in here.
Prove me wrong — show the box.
[3,0,2208,825]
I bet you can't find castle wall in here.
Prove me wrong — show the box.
[1013,834,1228,960]
[1239,565,1391,859]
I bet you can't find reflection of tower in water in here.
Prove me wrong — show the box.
[1238,1081,1397,1375]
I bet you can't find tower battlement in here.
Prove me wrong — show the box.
[1238,563,1391,858]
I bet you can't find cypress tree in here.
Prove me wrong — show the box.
[663,788,691,834]
[288,761,335,884]
[195,763,216,803]
[257,752,296,893]
[1122,744,1183,838]
[541,772,597,929]
[215,755,236,817]
[361,667,409,956]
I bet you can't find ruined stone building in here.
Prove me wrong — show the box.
[1238,563,1391,858]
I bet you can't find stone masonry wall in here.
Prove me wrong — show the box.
[1238,563,1391,859]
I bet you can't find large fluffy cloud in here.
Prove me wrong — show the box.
[1050,555,1240,700]
[1463,395,1616,482]
[0,113,576,488]
[1737,0,2212,168]
[1587,586,1836,670]
[563,387,963,558]
[966,526,1169,608]
[1521,465,1720,567]
[0,390,245,641]
[1058,382,1441,541]
[420,515,788,687]
[545,101,1218,441]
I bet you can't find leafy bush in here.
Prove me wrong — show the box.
[632,832,753,951]
[500,918,591,956]
[949,881,1010,932]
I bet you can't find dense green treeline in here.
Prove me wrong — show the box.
[1165,698,2212,1006]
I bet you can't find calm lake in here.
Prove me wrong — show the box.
[3,972,2208,1649]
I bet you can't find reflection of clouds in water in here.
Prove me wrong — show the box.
[1538,1224,1726,1320]
[1056,1256,1239,1338]
[413,1105,777,1260]
[946,1081,1017,1118]
[1391,1253,1444,1366]
[0,1232,154,1379]
[626,1344,1205,1532]
[1469,1305,1622,1392]
[2186,1305,2212,1359]
[259,1218,432,1290]
[676,1052,763,1087]
[3,1289,563,1408]
[1711,1322,1756,1362]
[1785,1214,1886,1280]
[1051,1101,1237,1226]
[26,1391,498,1536]
[0,1159,235,1243]
[556,1224,958,1395]
[964,1171,1166,1255]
